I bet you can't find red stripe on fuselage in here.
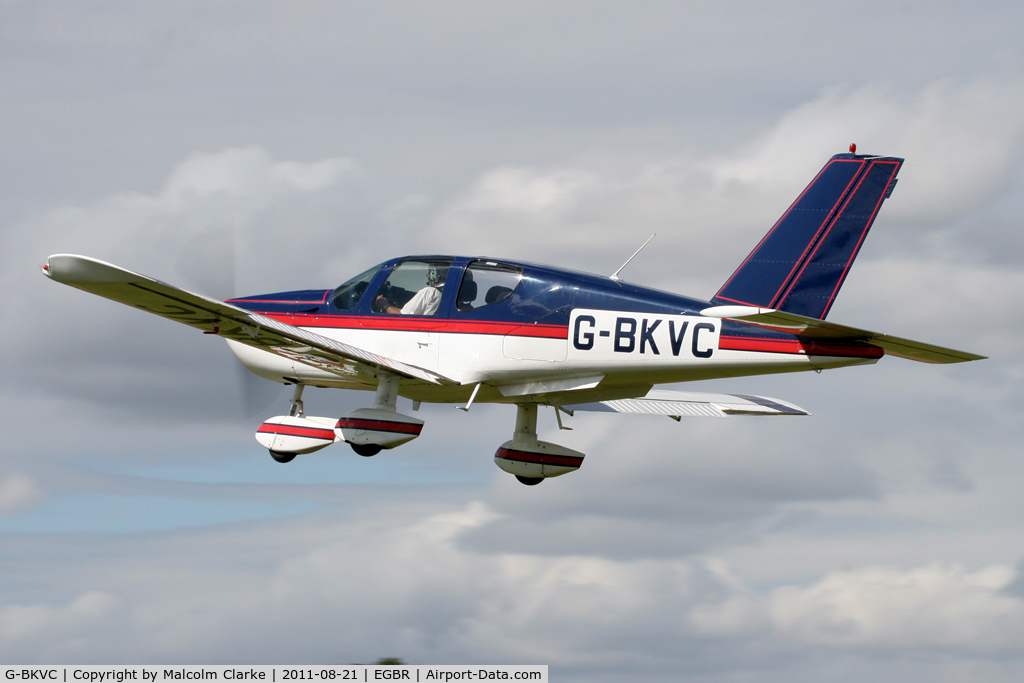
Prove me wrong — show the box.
[258,313,568,339]
[336,418,423,435]
[496,447,583,469]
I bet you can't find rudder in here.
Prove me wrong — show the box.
[712,152,903,320]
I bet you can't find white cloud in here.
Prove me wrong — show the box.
[430,80,1024,294]
[0,591,121,654]
[163,148,356,203]
[829,255,1024,357]
[0,146,370,420]
[18,146,360,282]
[713,80,1024,224]
[0,474,43,516]
[691,563,1024,652]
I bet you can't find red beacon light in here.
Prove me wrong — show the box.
[849,143,857,154]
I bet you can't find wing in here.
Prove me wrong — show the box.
[42,254,448,385]
[701,306,985,364]
[563,389,810,419]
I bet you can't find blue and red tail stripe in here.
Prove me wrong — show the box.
[713,153,903,320]
[772,159,901,318]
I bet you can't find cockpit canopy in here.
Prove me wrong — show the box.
[329,257,525,317]
[325,254,705,324]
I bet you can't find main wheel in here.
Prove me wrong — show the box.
[515,475,544,486]
[270,450,296,463]
[351,443,382,457]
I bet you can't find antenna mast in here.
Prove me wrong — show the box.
[610,233,656,281]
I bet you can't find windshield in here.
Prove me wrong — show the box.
[330,263,383,310]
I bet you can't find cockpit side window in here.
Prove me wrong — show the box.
[456,260,523,312]
[371,258,454,315]
[330,263,382,311]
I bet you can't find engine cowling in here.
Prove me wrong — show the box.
[336,408,424,450]
[255,415,340,455]
[494,437,585,479]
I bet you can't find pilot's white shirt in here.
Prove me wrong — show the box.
[401,286,442,315]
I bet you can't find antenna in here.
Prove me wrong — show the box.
[610,233,656,281]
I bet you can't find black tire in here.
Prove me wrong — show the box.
[515,475,544,486]
[351,443,382,457]
[270,450,296,463]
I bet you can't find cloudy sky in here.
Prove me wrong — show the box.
[2,1,1024,680]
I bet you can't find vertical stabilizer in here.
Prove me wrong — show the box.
[712,153,903,319]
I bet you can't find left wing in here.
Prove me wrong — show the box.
[563,389,810,419]
[42,254,449,385]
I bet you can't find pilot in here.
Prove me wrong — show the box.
[376,266,445,315]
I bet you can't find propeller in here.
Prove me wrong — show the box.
[173,224,285,417]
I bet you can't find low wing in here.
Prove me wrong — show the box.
[563,389,810,419]
[42,254,448,385]
[701,306,985,364]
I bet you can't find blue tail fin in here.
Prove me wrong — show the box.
[712,153,903,320]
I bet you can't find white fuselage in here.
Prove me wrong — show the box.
[228,308,877,405]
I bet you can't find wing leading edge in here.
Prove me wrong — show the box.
[42,254,448,385]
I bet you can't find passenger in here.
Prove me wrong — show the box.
[376,266,445,315]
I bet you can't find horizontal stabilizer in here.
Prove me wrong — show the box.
[562,389,810,419]
[42,254,448,384]
[701,306,986,364]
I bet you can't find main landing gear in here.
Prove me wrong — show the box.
[271,385,307,462]
[253,373,424,464]
[335,372,424,456]
[254,384,339,463]
[493,404,586,485]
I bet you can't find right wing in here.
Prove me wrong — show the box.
[42,254,449,385]
[563,389,810,419]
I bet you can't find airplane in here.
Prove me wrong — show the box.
[42,148,985,485]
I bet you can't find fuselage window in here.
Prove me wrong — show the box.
[372,258,455,315]
[330,263,383,311]
[456,260,523,312]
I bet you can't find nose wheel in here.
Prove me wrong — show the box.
[515,475,543,486]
